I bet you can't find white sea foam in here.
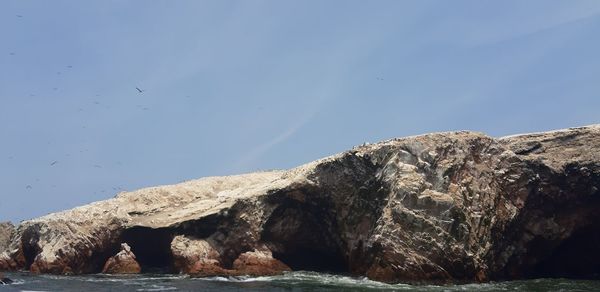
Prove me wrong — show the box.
[136,284,177,291]
[194,271,413,290]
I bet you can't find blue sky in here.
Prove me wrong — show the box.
[1,1,599,222]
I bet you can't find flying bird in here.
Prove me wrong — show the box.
[16,15,23,18]
[136,87,144,93]
[25,185,32,189]
[50,161,58,166]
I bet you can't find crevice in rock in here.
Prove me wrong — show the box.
[120,227,174,273]
[261,195,349,274]
[21,227,41,270]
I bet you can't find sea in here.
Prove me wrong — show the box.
[1,271,599,292]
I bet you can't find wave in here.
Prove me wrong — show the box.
[194,271,412,290]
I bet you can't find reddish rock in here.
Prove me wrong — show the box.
[102,243,141,274]
[188,260,230,277]
[0,255,16,271]
[232,248,291,276]
[171,236,289,276]
[170,235,222,274]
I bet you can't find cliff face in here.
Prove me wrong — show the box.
[1,125,599,283]
[0,223,14,253]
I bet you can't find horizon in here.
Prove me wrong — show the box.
[2,0,600,222]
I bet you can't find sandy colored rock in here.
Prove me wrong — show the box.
[0,222,14,253]
[101,243,141,274]
[170,235,221,274]
[1,125,599,283]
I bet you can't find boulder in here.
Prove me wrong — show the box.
[170,235,223,275]
[170,236,289,276]
[101,243,141,274]
[1,125,600,283]
[232,247,291,276]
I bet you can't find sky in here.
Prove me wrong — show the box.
[1,0,600,223]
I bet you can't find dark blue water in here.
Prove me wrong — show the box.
[2,271,600,291]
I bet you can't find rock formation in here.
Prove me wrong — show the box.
[0,222,14,253]
[101,243,141,274]
[0,125,599,283]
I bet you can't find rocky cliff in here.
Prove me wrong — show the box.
[1,125,599,283]
[0,222,14,253]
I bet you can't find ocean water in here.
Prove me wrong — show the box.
[1,271,600,292]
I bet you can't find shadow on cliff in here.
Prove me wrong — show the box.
[490,161,600,280]
[261,194,349,273]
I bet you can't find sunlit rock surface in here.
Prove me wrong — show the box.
[0,223,13,253]
[1,125,599,283]
[101,243,141,274]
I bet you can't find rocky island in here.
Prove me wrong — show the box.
[1,125,599,283]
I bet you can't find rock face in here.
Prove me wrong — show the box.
[1,125,599,283]
[0,222,14,253]
[101,243,141,274]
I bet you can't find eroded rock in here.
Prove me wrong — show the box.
[171,235,222,275]
[232,247,291,276]
[1,125,599,283]
[101,243,141,274]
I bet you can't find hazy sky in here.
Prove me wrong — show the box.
[1,1,600,222]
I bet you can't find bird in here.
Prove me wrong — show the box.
[136,87,144,93]
[376,77,384,81]
[25,185,32,189]
[50,161,58,166]
[67,65,73,68]
[93,164,102,168]
[16,15,23,18]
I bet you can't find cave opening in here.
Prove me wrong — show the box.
[531,222,600,279]
[120,227,175,273]
[273,247,348,273]
[262,197,349,274]
[21,227,41,270]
